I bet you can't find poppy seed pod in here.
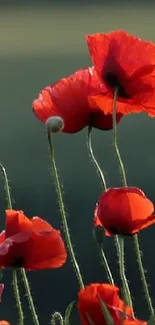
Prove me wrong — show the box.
[46,116,64,133]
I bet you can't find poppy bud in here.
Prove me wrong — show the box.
[45,116,64,133]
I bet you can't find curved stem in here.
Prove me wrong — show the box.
[112,89,133,310]
[51,312,63,325]
[112,88,154,316]
[87,126,107,191]
[134,234,154,316]
[98,243,114,285]
[86,127,115,284]
[0,162,12,209]
[12,270,24,325]
[21,269,40,325]
[0,162,39,325]
[47,131,84,289]
[112,88,127,187]
[0,163,25,325]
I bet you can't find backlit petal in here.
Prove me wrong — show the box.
[5,210,32,238]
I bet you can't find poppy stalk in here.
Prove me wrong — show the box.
[112,87,154,318]
[0,162,40,325]
[87,126,114,285]
[47,131,84,289]
[0,162,24,325]
[112,87,133,310]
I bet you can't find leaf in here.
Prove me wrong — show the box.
[64,301,75,325]
[98,295,114,325]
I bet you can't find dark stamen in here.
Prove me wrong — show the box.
[105,72,128,98]
[11,257,23,268]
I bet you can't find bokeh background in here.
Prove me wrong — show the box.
[0,1,155,324]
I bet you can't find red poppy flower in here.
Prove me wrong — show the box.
[32,67,122,133]
[0,322,11,325]
[86,30,155,117]
[0,210,67,270]
[95,187,155,236]
[77,283,133,325]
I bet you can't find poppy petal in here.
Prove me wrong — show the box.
[88,93,143,115]
[86,31,155,80]
[131,214,155,234]
[95,187,154,235]
[23,224,67,270]
[31,216,54,232]
[5,210,32,238]
[123,320,147,325]
[32,67,113,133]
[77,283,133,325]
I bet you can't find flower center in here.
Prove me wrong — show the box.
[11,256,24,268]
[105,72,128,98]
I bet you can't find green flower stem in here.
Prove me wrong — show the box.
[117,236,133,308]
[98,243,114,285]
[112,87,154,316]
[51,312,63,325]
[47,131,84,289]
[0,163,24,325]
[134,234,154,317]
[12,269,24,325]
[87,126,115,285]
[20,268,40,325]
[112,88,127,187]
[0,162,12,209]
[112,89,133,310]
[87,126,107,191]
[0,162,40,325]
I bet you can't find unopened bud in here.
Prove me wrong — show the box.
[45,116,64,133]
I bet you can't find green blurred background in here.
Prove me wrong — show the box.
[0,2,155,324]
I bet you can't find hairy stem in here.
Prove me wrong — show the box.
[47,131,84,289]
[0,162,39,325]
[112,89,127,186]
[87,126,107,191]
[0,162,12,209]
[112,89,133,310]
[12,270,24,325]
[112,88,154,316]
[0,163,24,325]
[21,268,40,325]
[134,234,154,316]
[98,243,114,285]
[117,236,133,308]
[87,127,115,284]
